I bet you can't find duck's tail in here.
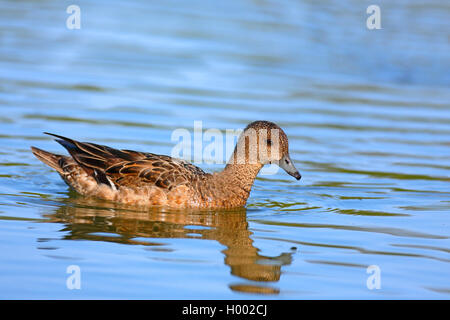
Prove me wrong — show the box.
[30,146,64,174]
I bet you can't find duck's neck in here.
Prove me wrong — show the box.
[212,153,263,206]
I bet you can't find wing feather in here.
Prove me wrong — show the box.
[44,132,209,190]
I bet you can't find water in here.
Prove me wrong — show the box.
[0,0,449,299]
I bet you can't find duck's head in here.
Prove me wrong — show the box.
[235,120,301,180]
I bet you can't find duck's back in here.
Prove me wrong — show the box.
[31,133,211,207]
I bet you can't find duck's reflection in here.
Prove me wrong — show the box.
[44,196,294,295]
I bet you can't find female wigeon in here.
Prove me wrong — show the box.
[31,121,301,208]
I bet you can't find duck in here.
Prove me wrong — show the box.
[31,120,301,209]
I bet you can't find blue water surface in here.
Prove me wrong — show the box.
[0,0,449,299]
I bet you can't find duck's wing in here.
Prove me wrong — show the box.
[44,133,207,190]
[104,155,207,190]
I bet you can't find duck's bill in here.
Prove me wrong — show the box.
[279,154,301,181]
[289,170,302,180]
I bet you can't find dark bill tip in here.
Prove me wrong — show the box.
[292,171,301,180]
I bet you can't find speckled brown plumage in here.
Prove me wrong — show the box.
[31,121,301,209]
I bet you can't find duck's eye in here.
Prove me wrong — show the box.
[266,139,272,145]
[285,159,290,164]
